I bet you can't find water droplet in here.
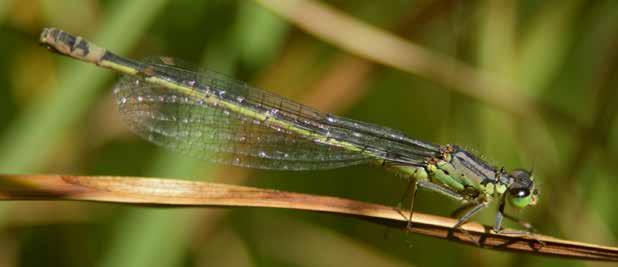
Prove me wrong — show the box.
[326,115,336,123]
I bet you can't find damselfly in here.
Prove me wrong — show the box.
[39,28,538,233]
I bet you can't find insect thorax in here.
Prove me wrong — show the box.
[428,145,510,197]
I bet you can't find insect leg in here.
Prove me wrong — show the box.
[452,201,488,229]
[416,180,464,201]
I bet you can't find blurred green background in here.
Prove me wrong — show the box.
[0,0,617,266]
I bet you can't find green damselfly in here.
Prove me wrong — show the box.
[40,28,538,233]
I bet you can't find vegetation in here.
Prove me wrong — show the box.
[0,0,616,266]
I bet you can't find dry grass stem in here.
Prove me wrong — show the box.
[0,174,615,261]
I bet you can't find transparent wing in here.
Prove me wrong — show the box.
[112,57,440,170]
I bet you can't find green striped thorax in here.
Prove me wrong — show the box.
[430,145,538,208]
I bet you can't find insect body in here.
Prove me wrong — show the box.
[40,28,538,233]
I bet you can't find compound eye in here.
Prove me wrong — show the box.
[509,188,530,198]
[510,169,533,181]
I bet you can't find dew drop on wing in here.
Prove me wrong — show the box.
[326,115,336,123]
[112,57,383,170]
